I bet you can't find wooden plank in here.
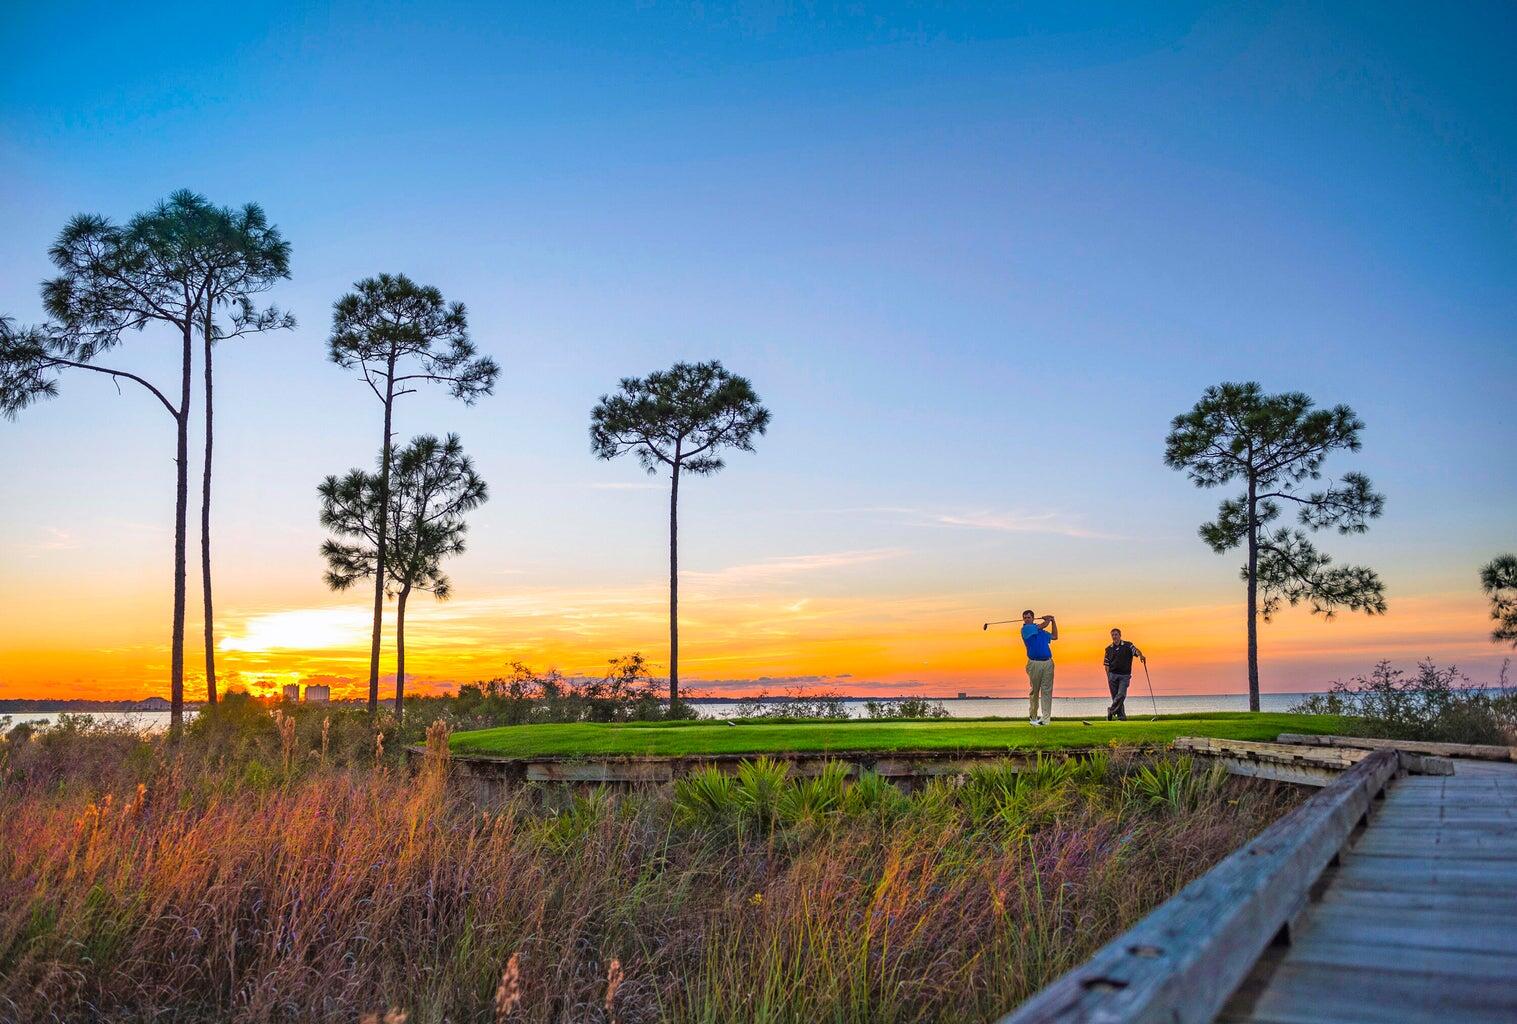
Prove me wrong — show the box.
[1290,902,1517,953]
[525,760,673,783]
[1172,736,1373,786]
[1174,736,1367,766]
[1175,738,1451,779]
[1452,761,1517,777]
[871,757,976,778]
[1277,733,1517,762]
[1379,794,1516,810]
[1396,753,1455,775]
[1281,934,1517,981]
[1353,819,1517,839]
[1379,796,1517,808]
[1294,918,1517,961]
[1380,793,1517,807]
[1333,859,1517,895]
[1375,808,1517,825]
[1390,785,1517,797]
[993,749,1398,1024]
[1218,959,1517,1023]
[1199,756,1341,787]
[1353,838,1517,860]
[1338,851,1517,877]
[1319,885,1517,916]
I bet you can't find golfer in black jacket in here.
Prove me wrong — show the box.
[1103,629,1145,721]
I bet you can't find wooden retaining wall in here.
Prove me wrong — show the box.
[436,736,1451,804]
[438,745,1121,804]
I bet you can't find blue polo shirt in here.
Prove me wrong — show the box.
[1022,623,1054,661]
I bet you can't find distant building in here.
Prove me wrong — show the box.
[303,684,331,703]
[282,683,300,703]
[958,692,968,700]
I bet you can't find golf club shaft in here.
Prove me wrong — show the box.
[1142,661,1158,718]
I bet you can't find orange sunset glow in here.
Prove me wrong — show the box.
[3,542,1503,702]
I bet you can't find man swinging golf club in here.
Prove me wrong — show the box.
[1103,628,1146,721]
[1021,610,1057,726]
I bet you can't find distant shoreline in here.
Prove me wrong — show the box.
[0,692,1331,714]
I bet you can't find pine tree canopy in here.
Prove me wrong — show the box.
[589,359,770,475]
[1165,381,1387,620]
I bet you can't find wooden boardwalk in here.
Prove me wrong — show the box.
[1218,758,1517,1024]
[999,740,1517,1024]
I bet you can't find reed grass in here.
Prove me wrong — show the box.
[0,715,1301,1024]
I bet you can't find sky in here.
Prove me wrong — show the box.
[1,1,1514,702]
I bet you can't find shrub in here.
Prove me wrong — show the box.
[1069,749,1111,788]
[407,653,697,732]
[732,685,851,720]
[839,769,909,821]
[1293,659,1514,745]
[733,756,792,833]
[1126,755,1225,814]
[673,765,740,829]
[863,697,951,719]
[778,760,850,825]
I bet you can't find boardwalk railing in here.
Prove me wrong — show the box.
[996,748,1399,1024]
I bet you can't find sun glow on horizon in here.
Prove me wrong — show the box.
[4,579,1505,704]
[218,608,373,654]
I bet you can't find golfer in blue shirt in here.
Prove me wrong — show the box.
[1021,609,1058,725]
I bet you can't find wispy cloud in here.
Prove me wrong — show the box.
[685,548,904,586]
[928,510,1119,540]
[20,527,79,556]
[798,505,1118,540]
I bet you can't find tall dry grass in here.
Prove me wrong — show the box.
[0,719,1299,1024]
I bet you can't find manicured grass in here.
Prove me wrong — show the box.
[449,711,1356,759]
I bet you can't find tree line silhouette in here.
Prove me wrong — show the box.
[5,190,1504,728]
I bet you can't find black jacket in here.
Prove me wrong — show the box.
[1104,640,1140,674]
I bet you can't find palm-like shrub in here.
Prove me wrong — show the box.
[1126,755,1226,814]
[840,769,909,821]
[673,765,739,829]
[733,757,792,833]
[778,761,850,826]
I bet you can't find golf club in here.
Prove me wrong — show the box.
[1141,659,1159,719]
[983,614,1054,630]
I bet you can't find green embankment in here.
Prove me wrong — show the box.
[449,711,1354,759]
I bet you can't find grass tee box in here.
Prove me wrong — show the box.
[450,712,1354,760]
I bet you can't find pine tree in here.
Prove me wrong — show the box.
[1165,382,1386,710]
[590,361,770,708]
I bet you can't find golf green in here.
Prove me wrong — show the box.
[450,711,1354,759]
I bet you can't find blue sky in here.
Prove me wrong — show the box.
[2,2,1513,698]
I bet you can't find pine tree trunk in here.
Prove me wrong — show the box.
[170,321,193,735]
[367,362,397,719]
[1246,475,1260,712]
[200,309,217,704]
[668,460,680,710]
[395,585,410,726]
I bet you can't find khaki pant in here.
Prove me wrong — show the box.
[1026,659,1054,720]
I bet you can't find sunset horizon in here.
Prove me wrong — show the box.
[4,6,1516,1021]
[3,3,1513,710]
